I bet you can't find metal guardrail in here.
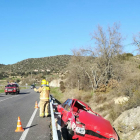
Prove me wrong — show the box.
[50,95,61,140]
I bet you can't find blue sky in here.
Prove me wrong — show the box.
[0,0,140,65]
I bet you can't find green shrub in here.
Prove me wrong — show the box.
[118,53,133,60]
[16,78,20,83]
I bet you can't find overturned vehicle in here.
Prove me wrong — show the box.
[57,99,119,140]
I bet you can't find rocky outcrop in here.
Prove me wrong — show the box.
[113,106,140,140]
[114,96,130,104]
[49,79,61,87]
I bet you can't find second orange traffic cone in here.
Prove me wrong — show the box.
[34,101,38,108]
[15,116,24,132]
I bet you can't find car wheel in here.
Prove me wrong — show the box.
[5,92,8,95]
[67,128,73,139]
[61,125,73,140]
[61,126,69,140]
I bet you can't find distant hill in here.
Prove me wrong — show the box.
[0,64,5,67]
[0,55,72,75]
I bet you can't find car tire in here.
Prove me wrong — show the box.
[5,92,8,95]
[61,126,73,140]
[67,129,73,140]
[61,126,69,140]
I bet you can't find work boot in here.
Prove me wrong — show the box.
[40,113,44,118]
[45,113,50,117]
[39,115,44,118]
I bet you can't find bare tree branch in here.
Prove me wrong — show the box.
[133,32,140,54]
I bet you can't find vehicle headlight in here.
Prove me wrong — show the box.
[110,138,116,140]
[75,127,85,135]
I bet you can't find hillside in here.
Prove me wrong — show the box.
[51,54,140,140]
[0,55,72,77]
[0,53,140,139]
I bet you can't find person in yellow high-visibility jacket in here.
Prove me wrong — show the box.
[34,79,50,117]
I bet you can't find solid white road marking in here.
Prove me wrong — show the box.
[0,95,19,102]
[19,101,40,140]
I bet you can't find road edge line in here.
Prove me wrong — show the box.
[19,101,40,140]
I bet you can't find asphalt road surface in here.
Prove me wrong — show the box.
[0,89,51,140]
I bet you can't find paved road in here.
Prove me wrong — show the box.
[0,89,51,140]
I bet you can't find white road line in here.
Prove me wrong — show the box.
[19,101,40,140]
[0,95,19,102]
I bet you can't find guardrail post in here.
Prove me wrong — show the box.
[50,95,59,140]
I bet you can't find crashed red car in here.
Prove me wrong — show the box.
[57,99,119,140]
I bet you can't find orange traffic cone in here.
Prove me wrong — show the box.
[34,101,38,108]
[15,116,24,132]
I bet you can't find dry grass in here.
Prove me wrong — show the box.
[107,90,140,123]
[61,89,92,102]
[55,88,95,108]
[81,93,93,102]
[94,93,107,104]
